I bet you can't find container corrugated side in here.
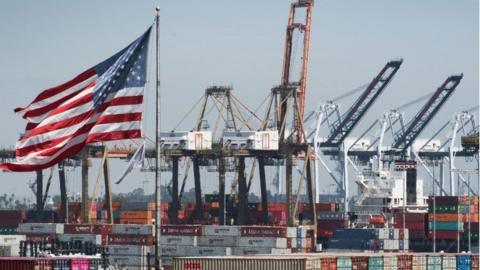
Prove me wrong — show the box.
[173,257,321,270]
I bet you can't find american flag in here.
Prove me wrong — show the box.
[0,27,152,172]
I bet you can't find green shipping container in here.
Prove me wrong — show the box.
[368,257,383,269]
[0,226,17,235]
[335,203,345,212]
[428,205,469,214]
[428,222,464,231]
[113,210,120,218]
[337,257,352,268]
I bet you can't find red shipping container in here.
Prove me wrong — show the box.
[427,230,458,239]
[0,210,25,226]
[25,233,58,242]
[394,222,424,230]
[240,226,286,237]
[472,254,479,270]
[394,213,425,222]
[317,228,333,238]
[108,234,154,245]
[316,203,336,212]
[318,220,347,229]
[352,256,368,270]
[428,196,460,205]
[321,257,337,270]
[64,224,112,235]
[0,257,53,270]
[161,225,202,236]
[397,255,413,270]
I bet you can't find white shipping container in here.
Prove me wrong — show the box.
[18,223,64,234]
[442,256,456,269]
[378,228,389,240]
[253,131,279,150]
[286,227,309,238]
[0,245,20,256]
[0,235,25,245]
[161,246,187,257]
[187,131,212,150]
[232,247,291,255]
[58,234,102,245]
[237,237,287,248]
[112,224,154,235]
[162,257,173,266]
[383,256,398,267]
[160,235,198,246]
[413,255,427,266]
[108,245,151,256]
[186,246,232,256]
[394,229,399,239]
[109,255,148,268]
[202,225,241,237]
[197,236,238,247]
[289,238,308,248]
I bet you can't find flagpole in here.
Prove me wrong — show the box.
[154,5,162,270]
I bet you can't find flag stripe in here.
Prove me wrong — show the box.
[14,69,96,114]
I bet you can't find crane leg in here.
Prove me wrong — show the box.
[237,157,249,225]
[35,170,43,218]
[58,162,68,223]
[81,148,90,223]
[258,157,269,223]
[306,158,317,243]
[219,158,226,225]
[103,153,113,224]
[193,158,203,221]
[286,155,294,226]
[170,157,179,224]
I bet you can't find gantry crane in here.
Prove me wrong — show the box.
[307,60,402,210]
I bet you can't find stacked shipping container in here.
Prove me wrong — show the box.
[328,228,409,251]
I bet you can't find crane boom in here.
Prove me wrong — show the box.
[391,74,463,153]
[321,59,403,147]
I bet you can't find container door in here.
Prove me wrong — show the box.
[262,133,270,150]
[195,133,203,150]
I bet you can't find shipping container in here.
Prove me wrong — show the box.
[185,246,232,256]
[321,257,338,270]
[108,234,154,245]
[368,256,383,270]
[0,257,53,270]
[58,234,102,245]
[0,210,24,226]
[173,256,321,270]
[202,225,241,236]
[240,226,287,237]
[112,224,154,235]
[442,255,456,270]
[428,222,463,231]
[160,235,198,246]
[18,223,64,234]
[161,225,202,236]
[64,224,112,235]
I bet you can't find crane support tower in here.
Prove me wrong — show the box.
[278,0,314,143]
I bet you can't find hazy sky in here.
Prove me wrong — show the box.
[0,1,478,203]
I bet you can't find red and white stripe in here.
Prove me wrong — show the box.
[0,69,143,172]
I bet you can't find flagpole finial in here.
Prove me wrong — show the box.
[155,5,160,12]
